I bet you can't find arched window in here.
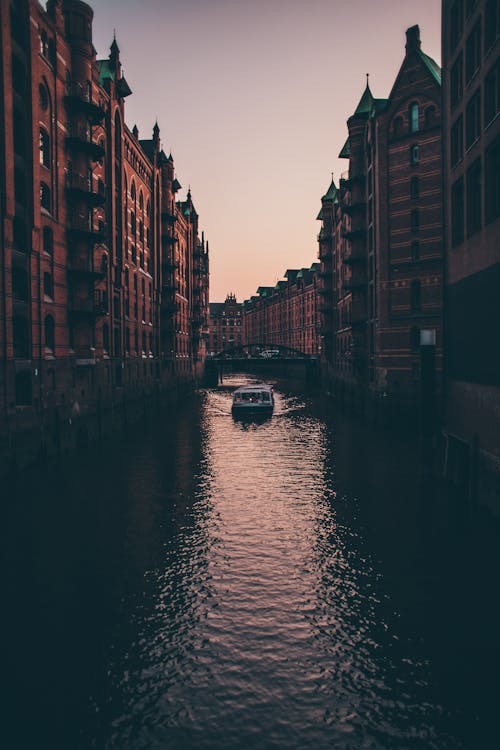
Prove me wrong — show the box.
[39,128,50,167]
[411,208,420,232]
[130,211,136,235]
[410,144,419,165]
[131,245,137,263]
[410,175,419,198]
[39,83,48,111]
[139,191,144,211]
[139,220,144,242]
[146,200,151,217]
[44,314,55,352]
[114,111,122,159]
[40,182,51,212]
[131,181,136,201]
[40,30,48,57]
[43,226,53,254]
[411,280,421,311]
[409,102,419,133]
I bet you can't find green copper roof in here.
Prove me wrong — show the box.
[353,83,373,117]
[316,207,323,220]
[418,50,442,85]
[339,137,350,159]
[322,179,337,201]
[97,59,115,85]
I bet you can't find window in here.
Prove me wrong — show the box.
[39,128,50,167]
[44,315,55,352]
[485,0,500,52]
[451,53,464,108]
[102,323,109,352]
[484,59,500,126]
[409,102,419,133]
[410,144,419,164]
[12,268,29,301]
[410,176,419,198]
[425,106,437,128]
[466,158,482,236]
[131,181,136,201]
[139,191,144,211]
[139,220,144,242]
[485,137,500,224]
[451,116,464,166]
[451,178,465,246]
[393,116,404,136]
[42,226,53,255]
[13,316,30,359]
[130,211,136,235]
[465,89,481,148]
[40,29,48,58]
[410,280,421,311]
[43,272,53,298]
[411,209,420,232]
[450,0,464,52]
[39,84,48,111]
[410,326,420,350]
[411,241,420,262]
[131,245,137,264]
[465,21,481,83]
[40,182,51,212]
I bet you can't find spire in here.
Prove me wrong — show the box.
[352,77,374,117]
[132,124,138,139]
[153,120,160,152]
[110,30,120,60]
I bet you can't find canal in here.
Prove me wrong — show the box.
[3,376,499,750]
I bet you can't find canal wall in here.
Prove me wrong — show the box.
[320,363,500,520]
[0,372,200,479]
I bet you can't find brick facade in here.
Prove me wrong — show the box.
[208,293,243,356]
[442,0,500,513]
[243,265,320,356]
[0,0,209,449]
[318,26,443,403]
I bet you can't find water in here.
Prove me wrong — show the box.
[3,377,499,749]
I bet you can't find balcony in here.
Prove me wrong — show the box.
[161,209,176,224]
[67,256,104,279]
[66,173,106,206]
[66,126,105,160]
[343,252,365,266]
[343,279,366,293]
[64,83,106,124]
[341,200,366,216]
[69,290,107,317]
[341,228,366,241]
[67,217,107,243]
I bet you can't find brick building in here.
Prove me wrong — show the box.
[442,0,500,512]
[208,293,243,355]
[318,26,443,408]
[243,264,320,355]
[0,0,209,460]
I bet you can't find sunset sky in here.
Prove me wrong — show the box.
[88,0,442,302]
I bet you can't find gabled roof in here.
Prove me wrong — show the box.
[96,61,131,96]
[339,137,350,159]
[285,269,300,282]
[418,50,442,85]
[139,140,154,160]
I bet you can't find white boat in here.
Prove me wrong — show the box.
[231,384,274,414]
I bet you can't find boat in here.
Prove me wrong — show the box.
[231,383,274,414]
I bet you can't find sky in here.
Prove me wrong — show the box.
[85,0,442,302]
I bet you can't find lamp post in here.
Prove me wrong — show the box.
[420,328,436,474]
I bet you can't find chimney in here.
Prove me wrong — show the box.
[406,25,421,53]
